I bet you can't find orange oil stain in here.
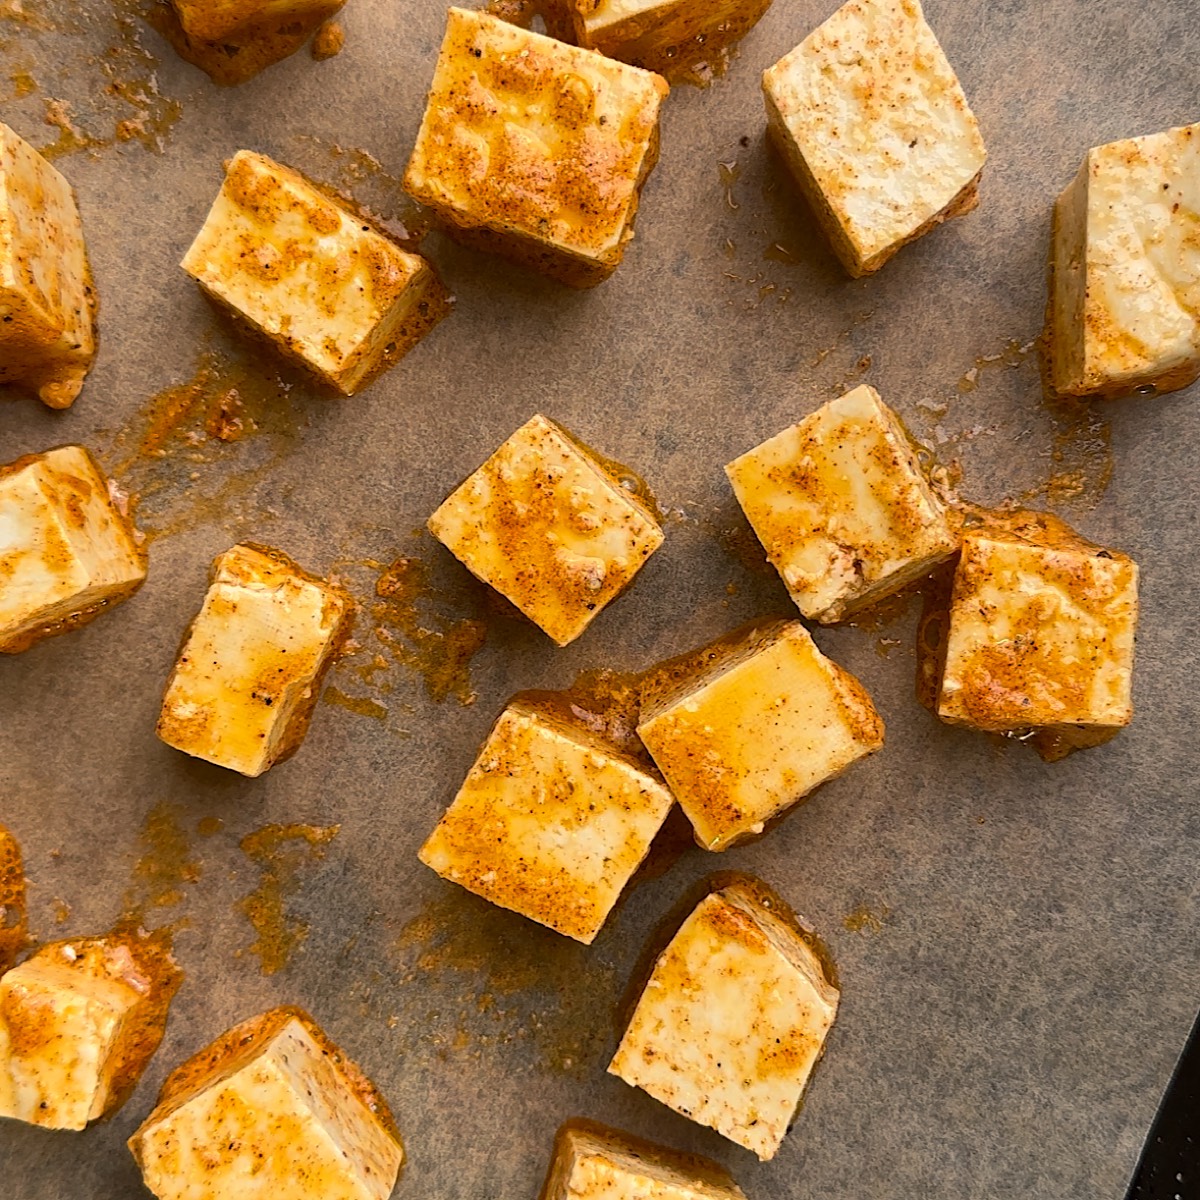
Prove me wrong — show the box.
[238,824,340,976]
[123,800,202,922]
[323,685,389,721]
[843,903,890,934]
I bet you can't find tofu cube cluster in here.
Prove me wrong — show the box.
[726,385,957,624]
[0,932,182,1131]
[610,878,839,1160]
[419,700,675,944]
[404,8,669,288]
[0,825,26,975]
[1051,122,1200,399]
[0,445,146,655]
[156,543,352,778]
[182,151,448,395]
[541,0,773,76]
[0,123,96,409]
[428,414,664,647]
[129,1006,404,1200]
[638,620,884,850]
[935,511,1139,753]
[763,0,986,277]
[540,1120,747,1200]
[167,0,344,85]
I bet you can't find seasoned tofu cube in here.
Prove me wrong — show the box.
[0,123,96,408]
[0,932,182,1131]
[609,878,839,1160]
[1050,122,1200,399]
[541,0,772,75]
[0,445,146,654]
[419,700,674,944]
[428,414,663,646]
[167,0,344,85]
[129,1007,404,1200]
[726,385,957,623]
[936,512,1138,751]
[156,543,351,777]
[638,620,883,850]
[403,8,668,288]
[0,825,27,975]
[182,151,448,395]
[763,0,986,277]
[540,1120,747,1200]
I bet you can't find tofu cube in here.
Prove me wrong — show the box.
[419,700,675,944]
[540,1120,747,1200]
[403,8,668,288]
[182,151,448,396]
[763,0,986,277]
[726,385,957,624]
[638,620,883,850]
[541,0,773,75]
[1050,122,1200,399]
[167,0,344,85]
[129,1007,404,1200]
[0,445,146,655]
[0,932,182,1131]
[428,414,663,646]
[156,543,352,777]
[609,878,839,1160]
[937,512,1138,749]
[0,123,96,408]
[0,825,27,975]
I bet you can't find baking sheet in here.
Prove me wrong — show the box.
[1,1,1198,1196]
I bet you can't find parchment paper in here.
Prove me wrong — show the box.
[0,1,1197,1198]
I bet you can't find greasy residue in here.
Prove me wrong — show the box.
[393,887,618,1077]
[238,823,340,976]
[843,903,890,934]
[366,556,487,707]
[292,135,431,247]
[11,0,184,158]
[105,337,313,543]
[323,685,388,721]
[123,800,202,921]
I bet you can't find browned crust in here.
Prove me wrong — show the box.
[154,1,345,86]
[0,825,28,974]
[130,1005,403,1158]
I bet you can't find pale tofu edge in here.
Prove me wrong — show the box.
[0,958,136,1130]
[419,705,673,943]
[157,547,348,777]
[133,1020,402,1200]
[609,889,838,1160]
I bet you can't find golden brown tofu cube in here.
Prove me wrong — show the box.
[0,445,147,655]
[0,931,181,1131]
[428,414,663,646]
[936,512,1138,749]
[763,0,986,277]
[638,620,884,850]
[0,825,27,975]
[1050,122,1200,399]
[419,700,675,943]
[540,1120,747,1200]
[129,1007,404,1200]
[609,878,839,1160]
[0,123,96,408]
[156,543,352,778]
[182,151,448,395]
[542,0,772,75]
[726,385,957,623]
[403,8,668,288]
[167,0,344,85]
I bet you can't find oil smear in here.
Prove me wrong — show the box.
[238,824,340,976]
